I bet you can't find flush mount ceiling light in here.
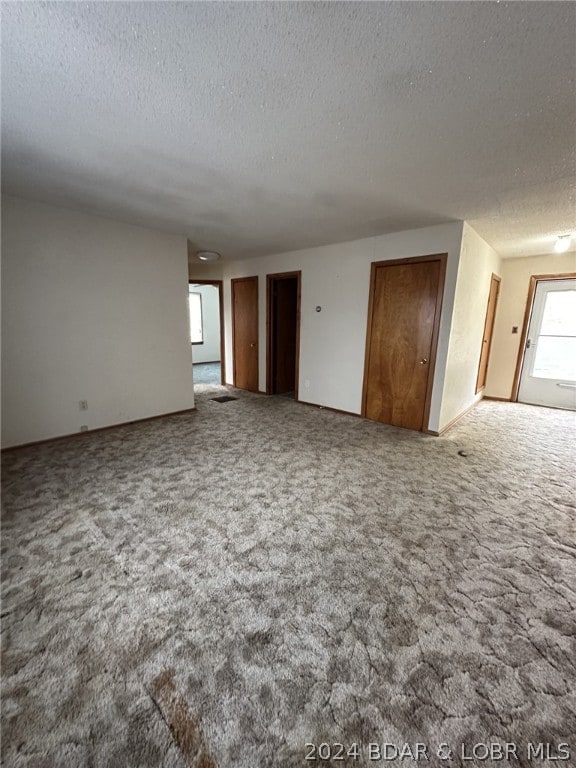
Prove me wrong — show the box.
[196,250,221,262]
[554,235,572,253]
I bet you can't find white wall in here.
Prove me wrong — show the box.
[188,255,223,282]
[190,284,221,363]
[485,251,576,399]
[222,222,465,433]
[438,223,501,428]
[1,196,194,447]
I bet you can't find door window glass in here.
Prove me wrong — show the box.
[540,290,576,335]
[533,337,576,380]
[532,290,576,380]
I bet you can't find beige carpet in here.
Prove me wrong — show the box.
[2,391,575,767]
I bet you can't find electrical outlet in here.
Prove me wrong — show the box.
[80,425,88,432]
[304,379,310,389]
[79,400,88,411]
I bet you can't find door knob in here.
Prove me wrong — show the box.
[419,358,428,365]
[250,343,256,348]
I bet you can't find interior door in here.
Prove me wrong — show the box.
[476,273,501,392]
[518,278,576,410]
[232,277,259,392]
[363,259,443,431]
[272,277,298,394]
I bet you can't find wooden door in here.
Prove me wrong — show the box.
[272,277,299,394]
[475,273,501,393]
[232,277,258,392]
[363,257,445,431]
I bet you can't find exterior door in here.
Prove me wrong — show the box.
[232,277,259,392]
[518,278,576,410]
[476,273,501,393]
[363,258,444,431]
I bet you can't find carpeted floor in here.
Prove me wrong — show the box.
[193,362,222,387]
[1,392,575,767]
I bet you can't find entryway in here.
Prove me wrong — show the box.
[517,276,576,410]
[266,272,301,399]
[189,280,225,391]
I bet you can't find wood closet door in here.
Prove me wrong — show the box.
[363,260,442,431]
[232,277,259,392]
[475,273,500,393]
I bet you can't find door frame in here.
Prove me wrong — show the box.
[266,271,302,399]
[231,276,259,390]
[475,272,501,394]
[361,253,447,432]
[511,271,576,402]
[188,279,226,385]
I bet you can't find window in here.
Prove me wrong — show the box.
[189,291,204,344]
[532,289,576,380]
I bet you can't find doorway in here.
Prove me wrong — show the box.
[516,276,576,410]
[362,254,446,431]
[232,276,259,392]
[188,280,225,390]
[266,272,301,398]
[476,273,501,393]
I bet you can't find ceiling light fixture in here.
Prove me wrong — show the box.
[554,235,572,253]
[196,250,221,262]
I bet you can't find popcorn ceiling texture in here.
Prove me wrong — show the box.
[2,2,575,260]
[2,390,575,767]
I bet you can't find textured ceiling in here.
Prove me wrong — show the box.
[2,2,575,260]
